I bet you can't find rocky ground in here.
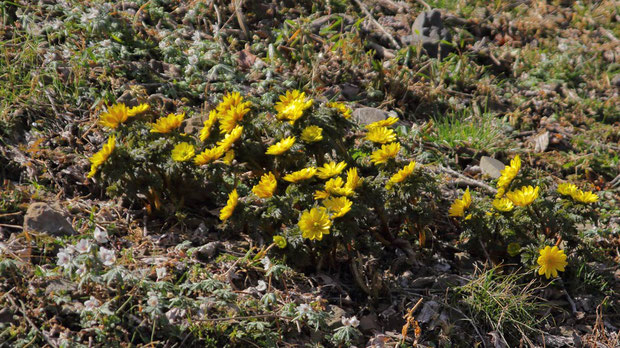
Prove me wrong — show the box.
[0,1,619,347]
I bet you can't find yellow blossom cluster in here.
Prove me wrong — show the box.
[449,188,472,218]
[87,136,116,178]
[557,182,598,204]
[99,103,150,129]
[495,155,521,198]
[274,90,313,124]
[326,102,352,119]
[88,102,150,179]
[151,113,185,133]
[364,117,402,166]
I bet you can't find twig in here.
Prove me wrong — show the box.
[599,27,618,42]
[610,173,620,188]
[437,165,498,194]
[442,303,488,348]
[479,238,493,266]
[6,294,58,348]
[233,0,250,40]
[0,223,23,229]
[353,0,401,50]
[350,257,372,296]
[133,0,151,27]
[557,278,577,315]
[415,0,432,11]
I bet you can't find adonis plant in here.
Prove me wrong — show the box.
[87,89,598,280]
[449,154,599,279]
[87,90,439,264]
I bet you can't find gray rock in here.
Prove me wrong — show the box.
[45,278,77,296]
[327,305,347,328]
[0,307,16,325]
[417,300,440,323]
[480,156,505,178]
[409,276,435,288]
[195,241,222,261]
[341,83,360,100]
[359,313,380,332]
[611,74,620,88]
[432,274,466,289]
[23,202,75,236]
[352,107,388,125]
[409,9,452,58]
[182,114,207,134]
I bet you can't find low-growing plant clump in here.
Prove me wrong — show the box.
[0,0,618,347]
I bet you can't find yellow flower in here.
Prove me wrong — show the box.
[492,197,514,212]
[324,177,353,196]
[171,142,195,162]
[449,188,472,217]
[323,196,352,218]
[326,102,352,119]
[571,190,598,204]
[506,185,539,207]
[298,207,332,241]
[537,246,568,279]
[313,190,331,200]
[87,135,116,178]
[220,189,239,221]
[370,142,400,165]
[194,146,225,165]
[222,150,234,165]
[274,90,313,124]
[99,103,132,129]
[365,116,399,129]
[315,177,353,200]
[317,161,347,179]
[386,161,416,189]
[252,172,277,198]
[127,103,150,116]
[216,125,243,152]
[300,126,323,143]
[265,136,296,155]
[216,91,249,115]
[557,182,577,197]
[199,110,218,142]
[496,155,521,194]
[283,167,317,183]
[219,104,250,134]
[151,113,185,133]
[344,168,362,191]
[365,126,396,144]
[273,235,287,248]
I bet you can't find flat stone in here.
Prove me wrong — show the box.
[195,241,222,262]
[410,9,453,58]
[612,74,620,88]
[326,305,347,328]
[0,307,16,325]
[417,300,440,323]
[432,274,465,289]
[23,202,75,237]
[409,276,435,288]
[480,156,505,178]
[45,278,77,296]
[352,107,388,125]
[182,114,207,134]
[359,313,380,332]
